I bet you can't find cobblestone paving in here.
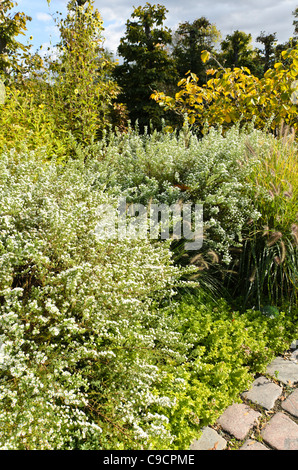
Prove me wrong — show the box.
[190,341,298,450]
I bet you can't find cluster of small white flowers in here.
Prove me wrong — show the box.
[90,124,270,263]
[0,150,188,449]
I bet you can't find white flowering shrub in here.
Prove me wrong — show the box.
[0,145,296,450]
[88,123,268,264]
[0,150,194,449]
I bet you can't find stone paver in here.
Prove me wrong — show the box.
[216,403,261,441]
[290,350,298,364]
[281,389,298,418]
[266,357,298,385]
[242,376,282,410]
[261,412,298,450]
[190,350,298,451]
[189,426,227,450]
[239,439,269,450]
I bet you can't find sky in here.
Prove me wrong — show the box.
[13,0,298,57]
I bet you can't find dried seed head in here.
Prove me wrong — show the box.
[249,267,257,282]
[267,231,282,247]
[279,241,286,264]
[291,224,298,245]
[190,253,209,269]
[286,181,293,193]
[269,181,280,195]
[292,232,298,245]
[207,250,219,264]
[245,141,256,156]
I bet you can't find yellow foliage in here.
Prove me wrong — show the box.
[0,84,71,160]
[151,46,298,134]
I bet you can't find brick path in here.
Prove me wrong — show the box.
[190,341,298,450]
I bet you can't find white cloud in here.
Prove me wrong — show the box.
[103,20,125,55]
[39,42,60,60]
[93,0,297,53]
[36,12,53,22]
[13,0,298,55]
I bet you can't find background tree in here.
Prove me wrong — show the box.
[0,0,121,158]
[293,7,298,36]
[171,17,221,84]
[219,30,261,76]
[114,3,177,131]
[152,45,298,135]
[0,0,31,78]
[270,9,298,65]
[47,0,120,144]
[256,31,277,73]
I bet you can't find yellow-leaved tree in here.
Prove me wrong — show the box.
[151,46,298,134]
[0,0,122,158]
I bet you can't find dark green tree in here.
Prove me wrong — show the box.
[293,6,298,36]
[114,3,177,131]
[270,8,298,65]
[256,31,277,73]
[219,30,261,76]
[171,17,221,84]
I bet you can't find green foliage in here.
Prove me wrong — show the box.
[48,0,120,144]
[219,30,262,76]
[172,17,221,84]
[114,3,177,131]
[0,1,121,158]
[293,7,298,36]
[0,82,72,158]
[256,31,277,73]
[0,0,31,77]
[161,293,297,447]
[173,295,297,392]
[227,126,298,309]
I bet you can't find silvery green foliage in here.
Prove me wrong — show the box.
[89,123,269,264]
[0,150,189,449]
[0,80,5,105]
